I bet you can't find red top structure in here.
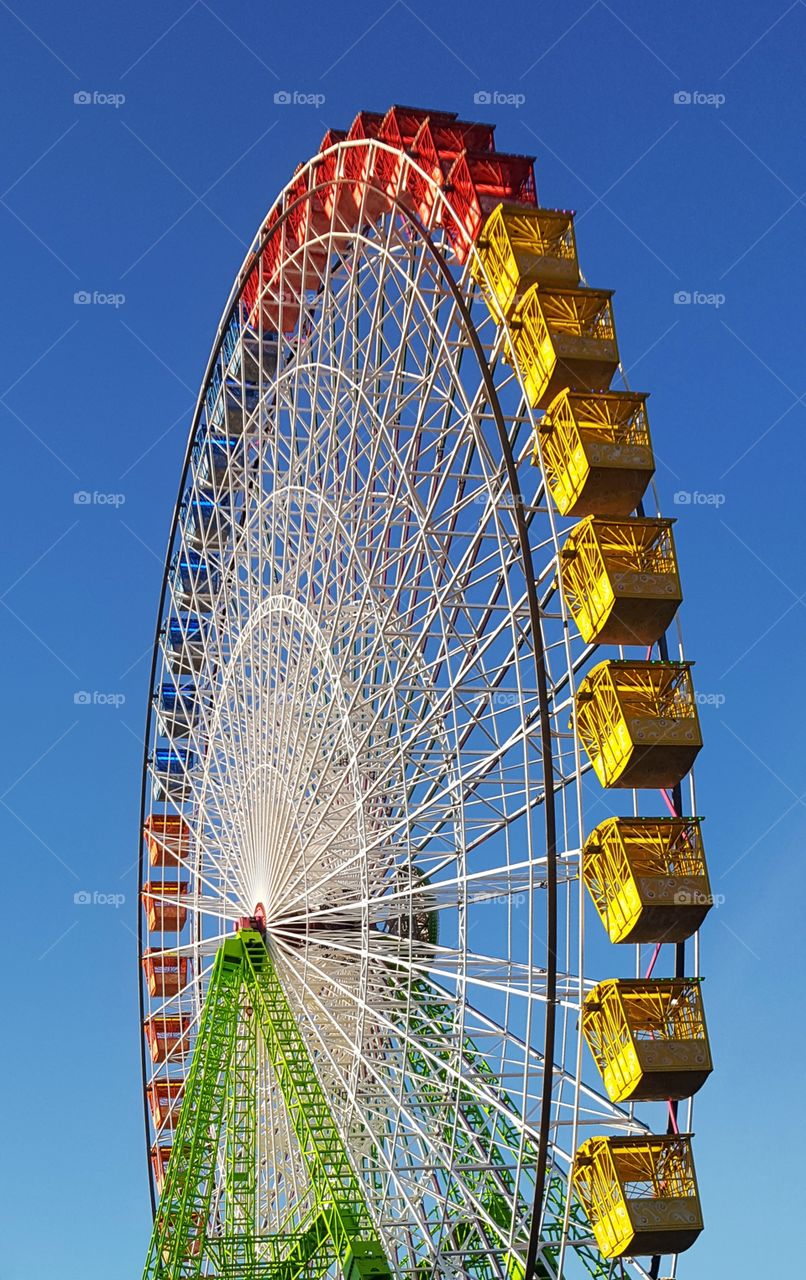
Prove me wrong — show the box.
[239,105,538,328]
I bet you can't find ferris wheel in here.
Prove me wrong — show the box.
[138,105,715,1280]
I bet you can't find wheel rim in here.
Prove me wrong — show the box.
[137,129,683,1280]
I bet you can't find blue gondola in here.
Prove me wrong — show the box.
[241,332,278,384]
[159,683,196,710]
[222,383,258,435]
[157,683,199,737]
[166,616,206,673]
[191,432,243,489]
[205,381,257,438]
[190,494,216,524]
[154,746,192,775]
[168,616,203,648]
[175,551,219,609]
[208,436,241,482]
[187,488,230,550]
[152,744,194,803]
[232,376,260,408]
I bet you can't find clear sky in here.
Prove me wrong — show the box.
[0,2,802,1276]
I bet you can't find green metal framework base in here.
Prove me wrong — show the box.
[142,932,392,1280]
[142,933,609,1280]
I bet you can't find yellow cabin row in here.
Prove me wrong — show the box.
[471,208,709,1273]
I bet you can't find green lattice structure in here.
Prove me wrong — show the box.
[142,932,392,1280]
[142,933,609,1280]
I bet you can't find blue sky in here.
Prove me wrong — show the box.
[0,2,802,1276]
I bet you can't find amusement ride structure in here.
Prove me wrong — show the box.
[138,105,714,1280]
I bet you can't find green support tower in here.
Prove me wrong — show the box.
[142,932,394,1280]
[141,932,611,1280]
